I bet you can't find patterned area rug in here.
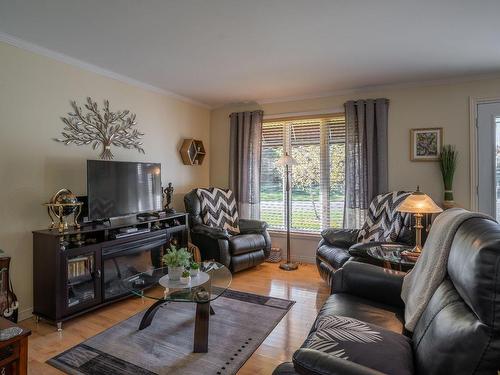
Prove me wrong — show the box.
[48,290,294,375]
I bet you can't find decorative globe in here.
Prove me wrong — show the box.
[51,189,78,216]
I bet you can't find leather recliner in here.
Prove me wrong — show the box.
[184,189,271,273]
[274,216,500,374]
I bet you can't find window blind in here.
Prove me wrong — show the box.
[260,115,345,233]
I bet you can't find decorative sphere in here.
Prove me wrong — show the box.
[51,189,78,216]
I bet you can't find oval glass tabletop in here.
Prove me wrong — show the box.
[122,261,232,303]
[366,243,416,266]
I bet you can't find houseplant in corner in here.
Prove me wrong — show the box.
[162,246,191,281]
[439,144,458,209]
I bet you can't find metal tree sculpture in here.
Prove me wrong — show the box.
[55,97,145,160]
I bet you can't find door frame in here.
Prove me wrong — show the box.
[469,96,500,211]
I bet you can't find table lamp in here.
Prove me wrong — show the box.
[276,152,298,271]
[396,186,443,254]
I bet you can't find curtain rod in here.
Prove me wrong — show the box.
[349,98,390,105]
[228,99,389,119]
[228,110,263,118]
[263,108,344,120]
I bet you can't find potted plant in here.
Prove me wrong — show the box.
[180,270,191,284]
[162,246,191,281]
[189,261,200,276]
[439,145,458,209]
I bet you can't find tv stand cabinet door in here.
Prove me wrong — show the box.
[61,245,102,317]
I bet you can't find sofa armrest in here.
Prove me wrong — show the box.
[293,349,385,375]
[331,261,405,308]
[191,224,231,240]
[272,362,299,375]
[321,228,359,248]
[239,218,268,233]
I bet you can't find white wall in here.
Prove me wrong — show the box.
[0,41,211,320]
[210,78,500,262]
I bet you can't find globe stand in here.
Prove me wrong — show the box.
[43,202,83,233]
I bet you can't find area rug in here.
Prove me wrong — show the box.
[48,289,295,375]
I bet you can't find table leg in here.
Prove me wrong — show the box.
[19,336,28,375]
[139,300,167,330]
[193,301,210,353]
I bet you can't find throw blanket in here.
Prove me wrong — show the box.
[358,191,411,243]
[401,208,494,331]
[196,187,240,234]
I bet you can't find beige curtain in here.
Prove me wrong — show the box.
[229,110,263,219]
[344,99,389,228]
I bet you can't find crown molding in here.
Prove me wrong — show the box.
[255,73,500,106]
[0,31,211,109]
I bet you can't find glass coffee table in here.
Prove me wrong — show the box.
[365,243,417,271]
[122,261,232,353]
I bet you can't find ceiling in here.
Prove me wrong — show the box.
[1,0,500,108]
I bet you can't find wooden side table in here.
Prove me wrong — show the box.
[0,318,30,375]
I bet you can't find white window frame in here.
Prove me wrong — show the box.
[261,109,345,234]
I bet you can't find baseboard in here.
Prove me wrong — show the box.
[292,255,316,264]
[18,307,33,322]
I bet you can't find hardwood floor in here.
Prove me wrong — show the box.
[20,262,329,374]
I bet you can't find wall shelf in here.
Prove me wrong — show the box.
[180,139,206,165]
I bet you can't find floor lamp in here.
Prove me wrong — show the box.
[277,152,298,271]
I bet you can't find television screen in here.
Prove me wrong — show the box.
[87,160,162,220]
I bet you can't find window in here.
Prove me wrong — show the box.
[260,114,345,233]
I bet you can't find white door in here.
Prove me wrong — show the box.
[476,101,500,219]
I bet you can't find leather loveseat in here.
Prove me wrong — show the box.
[184,189,271,272]
[317,191,414,284]
[274,216,500,374]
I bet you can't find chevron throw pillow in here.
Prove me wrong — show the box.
[358,191,411,243]
[196,187,240,234]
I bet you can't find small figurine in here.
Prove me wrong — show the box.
[162,182,176,214]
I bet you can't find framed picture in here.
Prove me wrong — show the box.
[410,128,443,161]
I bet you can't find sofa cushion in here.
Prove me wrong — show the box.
[319,294,404,334]
[412,280,499,375]
[302,315,413,375]
[229,234,266,256]
[317,243,351,270]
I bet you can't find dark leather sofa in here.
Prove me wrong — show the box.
[316,227,414,285]
[184,189,271,272]
[316,191,415,284]
[274,216,500,374]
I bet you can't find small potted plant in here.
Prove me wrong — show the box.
[180,270,191,284]
[162,246,191,281]
[189,261,200,277]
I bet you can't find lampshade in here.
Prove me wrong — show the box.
[276,153,297,166]
[397,187,443,214]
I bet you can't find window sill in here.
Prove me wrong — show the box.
[268,230,321,240]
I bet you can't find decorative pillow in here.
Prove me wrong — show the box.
[301,315,413,375]
[358,191,411,243]
[196,187,240,234]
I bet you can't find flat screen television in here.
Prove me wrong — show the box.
[87,160,162,220]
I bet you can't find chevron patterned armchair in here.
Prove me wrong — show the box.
[184,188,271,273]
[316,191,415,285]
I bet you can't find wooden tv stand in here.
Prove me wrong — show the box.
[32,212,188,330]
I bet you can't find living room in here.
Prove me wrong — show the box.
[0,1,499,374]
